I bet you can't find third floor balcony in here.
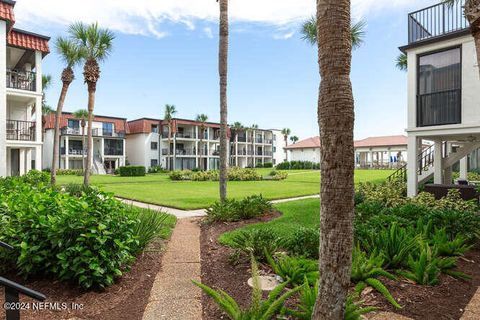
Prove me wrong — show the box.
[7,70,36,92]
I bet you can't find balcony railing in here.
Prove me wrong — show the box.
[6,120,36,141]
[62,127,125,138]
[264,151,273,157]
[7,70,36,91]
[408,1,468,44]
[176,148,196,156]
[417,89,461,127]
[61,148,85,155]
[176,131,196,139]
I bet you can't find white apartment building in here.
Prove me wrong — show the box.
[126,118,287,170]
[0,0,49,176]
[400,0,480,196]
[43,112,127,174]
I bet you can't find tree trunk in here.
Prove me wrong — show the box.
[312,0,355,319]
[82,125,86,170]
[219,0,229,202]
[199,133,203,170]
[83,86,96,186]
[465,1,480,79]
[167,126,172,171]
[51,81,70,184]
[284,136,288,161]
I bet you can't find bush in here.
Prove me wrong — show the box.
[356,180,407,208]
[56,169,83,176]
[263,162,273,168]
[63,183,96,197]
[275,161,320,170]
[0,176,165,289]
[281,227,319,259]
[128,206,174,251]
[205,195,273,223]
[265,252,318,286]
[169,168,262,181]
[119,166,146,177]
[148,165,165,174]
[268,170,289,180]
[229,228,281,261]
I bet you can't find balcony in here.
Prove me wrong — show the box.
[61,148,85,156]
[7,70,36,92]
[176,148,196,156]
[93,129,126,138]
[264,151,273,157]
[176,131,196,139]
[417,89,461,127]
[6,120,36,141]
[408,1,468,44]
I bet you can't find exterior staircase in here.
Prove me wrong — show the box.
[93,156,106,175]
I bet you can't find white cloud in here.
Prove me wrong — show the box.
[14,0,429,38]
[203,27,214,39]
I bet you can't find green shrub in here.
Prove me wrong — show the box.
[56,169,83,176]
[397,243,441,285]
[263,162,273,168]
[205,195,273,223]
[229,228,280,261]
[356,180,407,208]
[148,165,165,174]
[268,170,288,180]
[63,183,95,197]
[275,161,320,170]
[265,251,318,286]
[119,166,146,177]
[430,228,473,257]
[281,227,319,259]
[128,206,175,251]
[169,168,262,181]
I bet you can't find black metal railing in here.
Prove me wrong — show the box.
[6,120,36,141]
[417,89,461,127]
[0,240,46,320]
[408,1,468,44]
[6,70,36,91]
[60,147,85,155]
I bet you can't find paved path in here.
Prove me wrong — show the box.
[271,194,319,204]
[142,218,202,320]
[461,287,480,319]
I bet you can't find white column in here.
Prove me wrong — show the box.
[388,150,392,168]
[35,146,42,171]
[433,140,443,184]
[368,150,373,168]
[19,149,26,175]
[26,149,32,172]
[65,136,69,169]
[195,126,199,169]
[172,136,176,170]
[100,138,105,162]
[0,21,7,177]
[35,51,43,147]
[407,135,419,197]
[235,133,238,167]
[460,156,468,180]
[122,139,126,167]
[444,142,453,184]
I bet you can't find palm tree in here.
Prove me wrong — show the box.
[290,136,299,144]
[42,74,52,109]
[196,114,209,170]
[69,22,115,186]
[164,104,177,170]
[218,0,229,202]
[311,0,355,319]
[281,128,291,161]
[50,37,81,185]
[230,121,244,166]
[73,109,89,170]
[396,53,407,71]
[301,16,366,49]
[250,124,258,167]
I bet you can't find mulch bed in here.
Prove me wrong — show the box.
[0,239,168,320]
[200,214,480,320]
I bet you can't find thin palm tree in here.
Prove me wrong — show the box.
[290,136,299,144]
[281,128,291,161]
[311,0,355,319]
[396,53,407,71]
[218,0,229,202]
[250,124,258,167]
[164,104,177,170]
[230,121,244,166]
[301,16,366,49]
[42,74,52,109]
[50,37,81,185]
[69,22,115,186]
[73,109,89,170]
[196,114,209,170]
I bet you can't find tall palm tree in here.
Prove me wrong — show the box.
[164,104,177,170]
[396,53,407,71]
[250,124,258,167]
[42,74,52,109]
[301,16,366,49]
[230,121,244,166]
[69,22,114,186]
[218,0,229,202]
[73,109,89,170]
[312,0,355,319]
[50,37,81,185]
[196,113,209,170]
[290,136,299,144]
[281,128,291,161]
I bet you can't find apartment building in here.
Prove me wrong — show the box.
[126,118,286,170]
[400,0,480,196]
[0,0,50,176]
[43,112,127,174]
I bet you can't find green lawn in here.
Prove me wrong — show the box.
[219,198,320,245]
[57,169,393,210]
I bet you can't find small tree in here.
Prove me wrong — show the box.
[196,114,209,170]
[164,104,177,170]
[290,136,299,144]
[72,109,89,169]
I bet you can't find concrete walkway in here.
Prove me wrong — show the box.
[142,218,202,320]
[461,287,480,319]
[271,194,319,204]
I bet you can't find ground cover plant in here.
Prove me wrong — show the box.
[205,195,273,223]
[56,169,393,209]
[0,171,175,289]
[119,165,146,177]
[275,161,320,170]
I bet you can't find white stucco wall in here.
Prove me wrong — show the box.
[125,132,160,168]
[271,130,286,165]
[288,148,320,163]
[42,129,54,169]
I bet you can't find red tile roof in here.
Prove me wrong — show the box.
[43,112,128,133]
[8,29,50,54]
[285,135,408,150]
[127,118,161,134]
[0,1,15,30]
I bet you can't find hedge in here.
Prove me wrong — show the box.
[119,166,146,176]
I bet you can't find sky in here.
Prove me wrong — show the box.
[14,0,432,140]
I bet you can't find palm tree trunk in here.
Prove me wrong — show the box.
[284,136,288,161]
[51,82,70,184]
[199,136,203,170]
[83,86,95,186]
[219,0,229,202]
[82,125,86,170]
[312,0,355,319]
[167,127,172,170]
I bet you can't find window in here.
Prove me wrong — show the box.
[104,139,123,155]
[417,47,461,127]
[151,124,158,133]
[151,159,158,167]
[103,122,114,136]
[151,142,158,150]
[68,119,79,129]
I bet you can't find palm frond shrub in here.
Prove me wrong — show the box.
[397,243,441,285]
[192,258,301,320]
[280,227,319,259]
[350,246,401,309]
[265,250,318,286]
[128,206,174,251]
[229,228,280,261]
[430,228,473,257]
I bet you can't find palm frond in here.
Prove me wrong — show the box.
[351,20,367,50]
[55,36,82,68]
[396,53,408,71]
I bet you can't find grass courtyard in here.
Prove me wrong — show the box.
[57,169,394,209]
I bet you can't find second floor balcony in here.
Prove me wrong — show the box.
[7,70,36,92]
[6,120,36,141]
[408,1,468,44]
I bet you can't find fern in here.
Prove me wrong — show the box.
[397,243,440,285]
[265,250,319,286]
[430,228,473,257]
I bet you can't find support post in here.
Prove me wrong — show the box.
[434,140,443,184]
[460,156,468,180]
[407,135,419,197]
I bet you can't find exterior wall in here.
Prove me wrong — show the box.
[42,129,54,169]
[288,148,320,163]
[125,132,161,168]
[271,129,285,165]
[0,20,6,176]
[406,35,480,132]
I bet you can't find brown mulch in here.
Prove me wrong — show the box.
[200,214,480,320]
[0,239,168,320]
[200,212,281,320]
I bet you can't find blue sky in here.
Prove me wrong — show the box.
[14,0,432,140]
